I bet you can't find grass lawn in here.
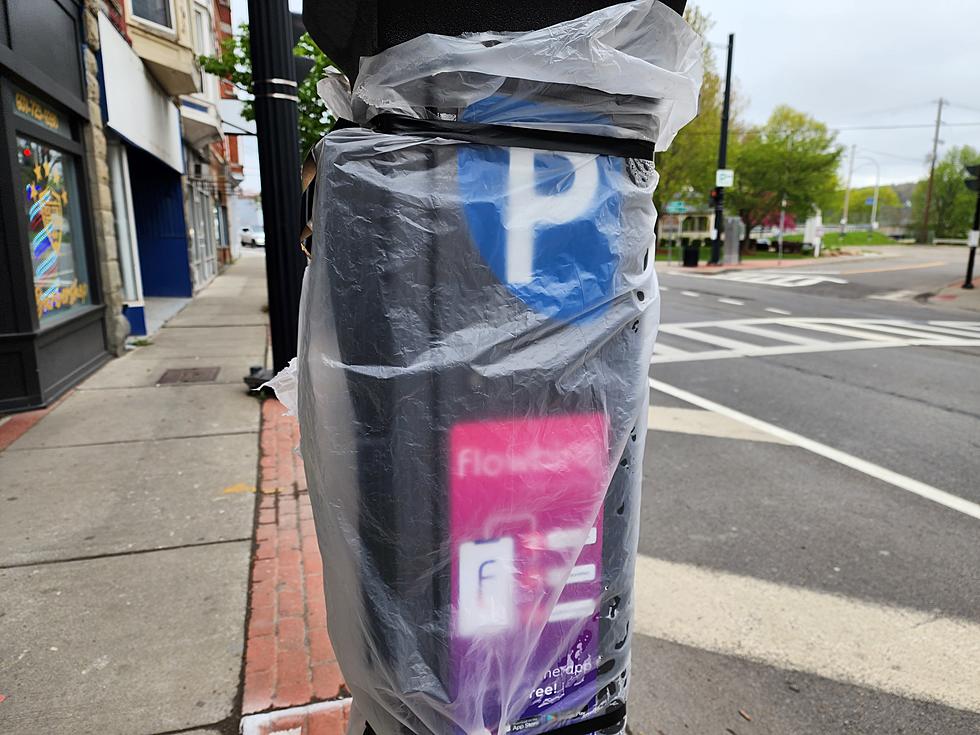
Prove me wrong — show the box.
[782,231,895,247]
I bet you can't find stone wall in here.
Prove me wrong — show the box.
[81,0,130,355]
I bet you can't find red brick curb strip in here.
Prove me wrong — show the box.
[0,390,73,452]
[241,399,349,734]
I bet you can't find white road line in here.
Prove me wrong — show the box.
[681,290,700,298]
[717,298,745,306]
[661,325,760,352]
[845,321,980,341]
[634,555,980,713]
[648,406,790,444]
[868,290,918,301]
[932,320,980,332]
[873,321,980,340]
[765,307,792,315]
[651,342,689,356]
[649,378,980,522]
[706,271,849,288]
[651,340,897,364]
[721,322,825,346]
[784,320,901,342]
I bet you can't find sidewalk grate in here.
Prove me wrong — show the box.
[157,367,221,384]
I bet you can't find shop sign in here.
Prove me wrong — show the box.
[13,87,69,138]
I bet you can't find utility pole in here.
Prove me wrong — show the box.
[710,33,734,265]
[840,144,855,236]
[248,0,306,374]
[921,97,945,244]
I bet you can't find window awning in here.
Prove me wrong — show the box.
[97,13,184,174]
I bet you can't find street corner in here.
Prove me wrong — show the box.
[928,280,980,312]
[241,699,352,735]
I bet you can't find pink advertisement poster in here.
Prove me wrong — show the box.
[449,413,610,734]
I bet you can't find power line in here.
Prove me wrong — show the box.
[859,148,926,163]
[829,121,980,131]
[835,100,935,120]
[946,101,980,115]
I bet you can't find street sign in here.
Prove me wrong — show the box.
[715,168,735,187]
[969,230,979,248]
[665,200,688,214]
[865,197,875,206]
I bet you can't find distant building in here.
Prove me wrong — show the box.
[0,0,124,411]
[0,0,245,412]
[98,0,242,336]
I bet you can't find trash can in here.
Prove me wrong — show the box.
[682,239,700,268]
[282,4,702,735]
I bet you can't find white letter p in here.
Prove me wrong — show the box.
[504,149,599,285]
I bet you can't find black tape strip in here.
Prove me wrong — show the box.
[331,114,654,160]
[546,703,627,735]
[362,704,626,735]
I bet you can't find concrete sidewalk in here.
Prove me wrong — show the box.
[0,252,268,733]
[928,280,980,312]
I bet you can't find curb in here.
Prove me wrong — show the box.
[241,399,349,734]
[241,698,353,735]
[926,280,980,312]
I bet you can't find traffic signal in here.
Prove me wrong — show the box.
[709,188,718,205]
[966,164,980,192]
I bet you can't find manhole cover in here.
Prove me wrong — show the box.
[158,367,221,385]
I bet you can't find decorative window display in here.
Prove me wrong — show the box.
[18,137,91,322]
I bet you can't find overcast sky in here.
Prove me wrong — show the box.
[232,0,980,193]
[697,0,980,189]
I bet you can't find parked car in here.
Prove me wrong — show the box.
[241,226,265,248]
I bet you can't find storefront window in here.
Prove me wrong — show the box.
[132,0,173,29]
[18,137,91,323]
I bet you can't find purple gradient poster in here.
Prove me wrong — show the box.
[449,414,609,735]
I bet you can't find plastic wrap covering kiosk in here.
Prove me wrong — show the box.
[291,4,700,735]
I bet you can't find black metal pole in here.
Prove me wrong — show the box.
[963,191,980,290]
[710,33,734,265]
[249,0,305,372]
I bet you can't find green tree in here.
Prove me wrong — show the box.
[727,106,842,247]
[199,24,336,155]
[829,186,902,224]
[911,145,979,239]
[654,7,734,212]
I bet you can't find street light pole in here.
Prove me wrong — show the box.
[777,196,786,264]
[248,0,306,374]
[840,144,856,236]
[710,33,734,265]
[871,163,881,230]
[856,156,881,231]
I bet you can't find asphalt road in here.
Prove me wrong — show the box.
[630,247,980,735]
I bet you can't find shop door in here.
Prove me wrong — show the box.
[190,184,218,288]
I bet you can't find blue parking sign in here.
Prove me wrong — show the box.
[457,100,623,322]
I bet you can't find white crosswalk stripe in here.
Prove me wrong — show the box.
[691,270,850,288]
[652,318,980,364]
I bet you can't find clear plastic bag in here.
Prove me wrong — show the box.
[291,3,702,734]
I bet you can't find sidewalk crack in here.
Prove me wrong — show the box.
[0,538,252,570]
